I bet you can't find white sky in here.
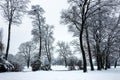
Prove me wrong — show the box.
[0,0,74,54]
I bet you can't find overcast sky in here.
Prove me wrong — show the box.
[0,0,74,55]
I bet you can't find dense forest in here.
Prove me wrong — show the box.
[0,0,120,73]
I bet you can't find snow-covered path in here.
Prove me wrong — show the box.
[0,67,120,80]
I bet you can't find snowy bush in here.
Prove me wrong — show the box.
[76,60,83,70]
[0,63,7,72]
[6,54,25,72]
[0,55,14,72]
[67,56,79,70]
[68,59,76,70]
[7,54,24,72]
[31,60,41,71]
[10,61,23,72]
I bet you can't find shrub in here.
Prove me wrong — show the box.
[0,64,7,72]
[10,61,23,72]
[76,60,83,70]
[68,59,76,70]
[31,60,41,71]
[0,56,14,72]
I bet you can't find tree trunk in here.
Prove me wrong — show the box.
[96,42,102,70]
[45,39,52,70]
[38,13,42,69]
[48,41,52,70]
[96,54,100,70]
[95,0,102,70]
[97,55,102,70]
[101,55,104,69]
[105,48,111,70]
[79,26,87,72]
[105,55,108,70]
[27,53,31,68]
[48,56,51,70]
[39,36,42,59]
[47,52,52,70]
[5,21,12,60]
[64,57,67,67]
[114,59,117,68]
[27,59,30,68]
[85,28,94,71]
[38,33,42,69]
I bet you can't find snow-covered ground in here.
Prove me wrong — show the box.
[0,66,120,80]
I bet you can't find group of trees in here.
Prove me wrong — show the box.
[18,5,55,70]
[0,0,55,71]
[0,0,120,73]
[61,0,120,72]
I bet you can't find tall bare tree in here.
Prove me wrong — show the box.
[29,5,45,68]
[0,0,29,59]
[61,0,92,72]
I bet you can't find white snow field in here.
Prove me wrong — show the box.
[0,66,120,80]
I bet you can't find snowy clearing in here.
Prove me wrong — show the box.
[0,66,120,80]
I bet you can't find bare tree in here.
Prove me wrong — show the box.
[61,0,92,72]
[0,0,29,59]
[18,41,36,68]
[56,41,72,67]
